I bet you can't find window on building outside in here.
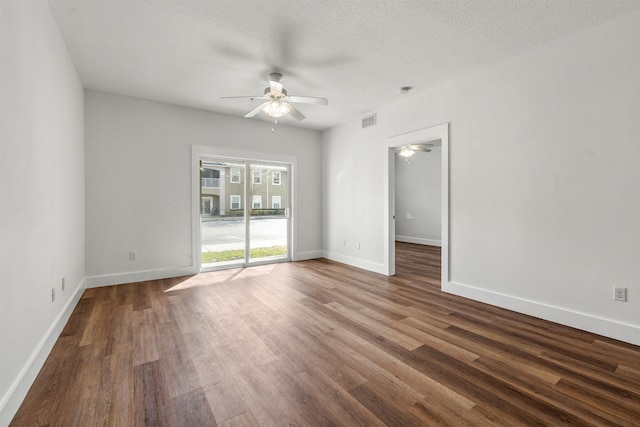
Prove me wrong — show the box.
[201,168,220,189]
[230,195,241,210]
[252,169,262,184]
[272,196,281,209]
[272,171,281,185]
[252,195,262,209]
[230,168,241,184]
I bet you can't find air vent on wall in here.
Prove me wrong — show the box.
[361,114,377,129]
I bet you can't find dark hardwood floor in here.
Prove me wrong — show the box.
[11,243,640,426]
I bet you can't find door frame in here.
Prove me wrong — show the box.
[191,145,296,272]
[201,196,214,215]
[382,123,449,286]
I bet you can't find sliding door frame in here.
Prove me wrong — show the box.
[191,145,296,272]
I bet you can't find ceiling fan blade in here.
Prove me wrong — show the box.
[269,81,283,94]
[283,102,305,121]
[409,142,439,152]
[221,95,267,101]
[412,147,432,153]
[287,96,328,105]
[245,102,268,118]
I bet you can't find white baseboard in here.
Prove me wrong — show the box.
[395,235,442,247]
[293,250,323,261]
[322,250,387,275]
[444,281,640,347]
[87,254,325,287]
[0,278,86,426]
[86,265,198,288]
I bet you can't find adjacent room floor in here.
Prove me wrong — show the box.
[11,243,640,426]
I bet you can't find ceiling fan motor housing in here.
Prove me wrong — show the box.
[269,72,283,82]
[265,87,287,97]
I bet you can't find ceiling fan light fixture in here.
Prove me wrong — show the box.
[263,100,290,118]
[399,147,415,158]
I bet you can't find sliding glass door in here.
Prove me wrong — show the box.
[199,158,290,271]
[200,159,247,269]
[248,163,289,263]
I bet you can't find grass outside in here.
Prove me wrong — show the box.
[201,245,287,264]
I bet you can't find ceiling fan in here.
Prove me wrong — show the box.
[221,72,328,121]
[397,143,438,158]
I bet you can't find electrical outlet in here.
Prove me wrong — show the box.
[129,251,137,261]
[61,277,65,291]
[613,286,627,302]
[51,288,55,303]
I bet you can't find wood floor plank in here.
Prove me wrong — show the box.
[229,361,309,426]
[295,367,385,427]
[324,301,423,350]
[59,296,95,341]
[165,388,218,427]
[552,378,640,425]
[103,350,135,426]
[132,308,161,366]
[328,326,477,410]
[10,242,640,426]
[79,299,114,347]
[157,323,201,398]
[469,356,627,426]
[133,360,167,426]
[218,410,260,427]
[349,379,424,427]
[360,306,480,363]
[617,364,640,386]
[203,376,250,425]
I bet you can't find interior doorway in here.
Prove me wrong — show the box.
[394,140,442,247]
[383,123,449,286]
[199,157,291,271]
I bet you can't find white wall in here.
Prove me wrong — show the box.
[322,121,388,272]
[85,91,322,286]
[322,9,640,345]
[395,147,442,246]
[0,0,85,424]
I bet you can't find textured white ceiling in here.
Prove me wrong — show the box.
[48,0,640,131]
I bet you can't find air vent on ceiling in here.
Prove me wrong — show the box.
[361,114,377,129]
